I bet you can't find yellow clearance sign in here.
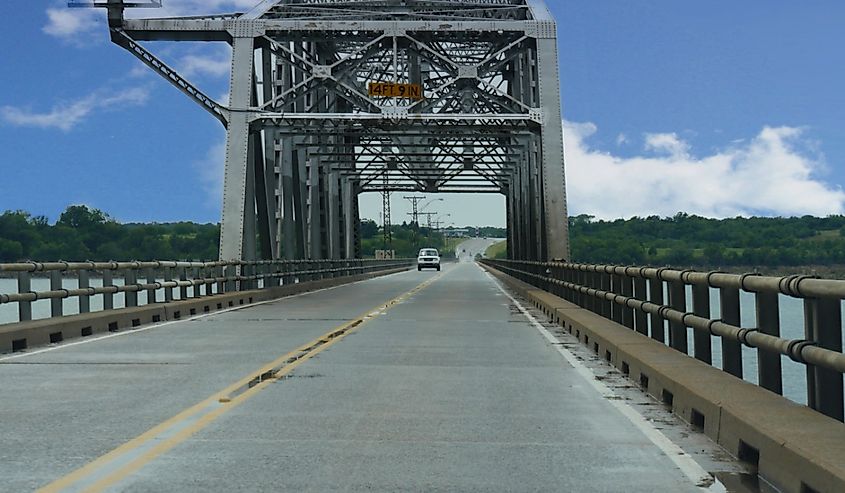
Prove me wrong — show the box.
[368,82,424,100]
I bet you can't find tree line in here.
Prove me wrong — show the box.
[0,206,219,262]
[570,213,845,267]
[0,206,493,262]
[10,206,837,268]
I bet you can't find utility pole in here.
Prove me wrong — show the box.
[418,212,437,229]
[382,174,392,250]
[403,195,425,251]
[403,195,425,226]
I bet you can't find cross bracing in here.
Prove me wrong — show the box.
[83,0,569,263]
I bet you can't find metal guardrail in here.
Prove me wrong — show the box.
[1,259,413,324]
[482,259,845,422]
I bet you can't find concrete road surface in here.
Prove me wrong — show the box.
[0,263,740,492]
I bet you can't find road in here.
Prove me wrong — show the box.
[454,237,504,261]
[0,263,740,492]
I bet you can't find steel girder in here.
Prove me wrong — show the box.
[96,0,569,262]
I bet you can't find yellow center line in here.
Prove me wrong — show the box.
[38,269,447,493]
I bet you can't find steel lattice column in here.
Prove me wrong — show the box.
[220,36,256,261]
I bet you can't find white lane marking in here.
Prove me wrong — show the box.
[0,269,416,362]
[482,267,726,492]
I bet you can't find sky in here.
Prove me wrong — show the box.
[1,1,844,228]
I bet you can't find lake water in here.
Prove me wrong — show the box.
[1,278,843,407]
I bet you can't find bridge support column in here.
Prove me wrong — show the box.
[280,136,298,260]
[220,35,256,261]
[536,35,569,261]
[343,179,360,259]
[327,167,342,259]
[307,154,325,259]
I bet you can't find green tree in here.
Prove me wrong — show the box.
[360,219,379,239]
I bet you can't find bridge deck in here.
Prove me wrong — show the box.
[2,261,738,492]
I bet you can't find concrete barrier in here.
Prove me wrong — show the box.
[483,264,845,493]
[1,267,409,355]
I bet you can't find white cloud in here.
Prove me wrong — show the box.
[615,133,628,146]
[565,121,845,219]
[43,1,260,40]
[179,52,231,79]
[194,136,227,209]
[0,87,150,131]
[43,7,103,43]
[644,132,690,157]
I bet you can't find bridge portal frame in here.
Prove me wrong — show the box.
[92,0,570,262]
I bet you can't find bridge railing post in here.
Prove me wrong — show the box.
[582,267,592,312]
[103,268,114,310]
[559,264,569,303]
[180,267,189,299]
[235,263,245,292]
[50,270,63,318]
[611,270,623,325]
[648,274,665,342]
[280,261,290,286]
[620,268,634,330]
[215,265,224,294]
[17,271,32,322]
[145,267,157,304]
[125,267,138,308]
[163,266,173,303]
[205,265,215,295]
[79,268,91,314]
[600,267,612,319]
[547,263,558,298]
[560,264,570,303]
[583,267,592,310]
[803,296,844,421]
[633,271,648,335]
[718,285,743,378]
[264,262,274,288]
[571,269,584,307]
[691,282,712,364]
[755,290,783,395]
[193,266,203,297]
[303,261,311,282]
[591,268,602,315]
[302,261,310,282]
[667,277,687,353]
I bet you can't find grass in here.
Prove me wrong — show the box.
[485,240,507,259]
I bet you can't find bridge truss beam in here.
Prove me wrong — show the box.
[95,0,570,261]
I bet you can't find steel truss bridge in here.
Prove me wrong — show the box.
[85,0,569,263]
[2,4,843,491]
